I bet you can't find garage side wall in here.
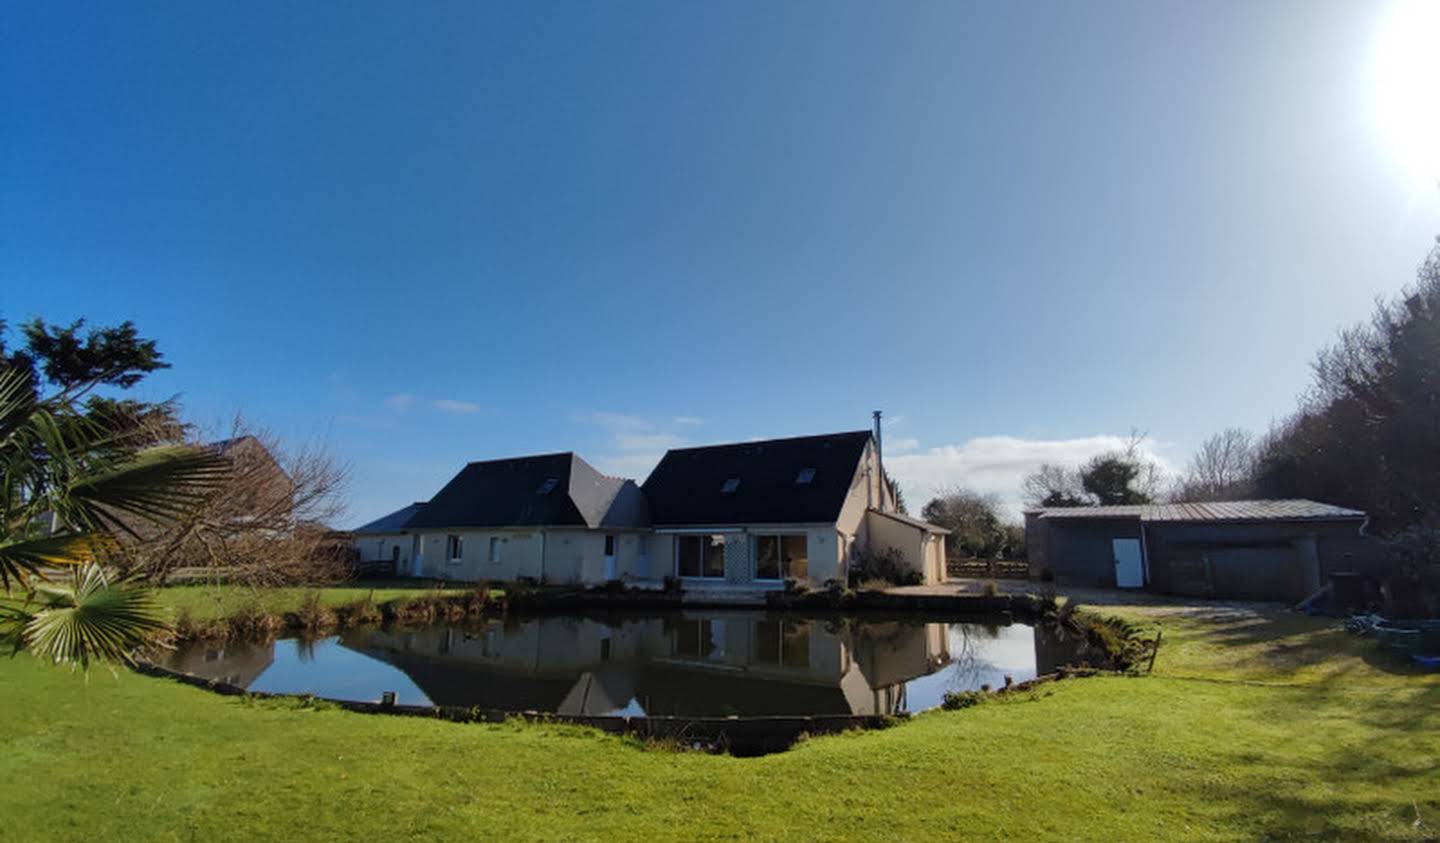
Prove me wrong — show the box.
[1039,517,1141,588]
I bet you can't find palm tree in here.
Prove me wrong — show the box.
[0,367,228,667]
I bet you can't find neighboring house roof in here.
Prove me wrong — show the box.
[1027,499,1366,524]
[868,508,951,535]
[209,435,256,454]
[642,431,873,526]
[405,452,646,530]
[207,434,294,490]
[353,502,428,534]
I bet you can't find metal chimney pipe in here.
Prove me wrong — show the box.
[872,410,885,511]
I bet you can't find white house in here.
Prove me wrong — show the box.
[353,501,428,569]
[640,431,949,590]
[353,430,948,590]
[399,452,652,583]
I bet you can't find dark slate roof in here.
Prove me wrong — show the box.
[642,431,872,526]
[1027,499,1366,523]
[209,435,259,454]
[353,502,428,534]
[405,452,644,530]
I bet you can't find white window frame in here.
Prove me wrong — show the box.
[752,533,808,581]
[488,536,502,563]
[674,534,726,580]
[446,534,463,564]
[753,619,810,668]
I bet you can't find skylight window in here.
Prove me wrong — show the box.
[795,468,815,485]
[536,478,559,495]
[721,477,740,494]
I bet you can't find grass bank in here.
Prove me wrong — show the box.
[1,598,1436,841]
[148,580,505,640]
[154,579,477,621]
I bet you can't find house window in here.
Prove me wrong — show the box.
[754,534,808,581]
[604,535,616,556]
[488,537,502,563]
[673,618,724,660]
[720,477,740,493]
[536,478,559,495]
[795,468,815,485]
[754,620,810,667]
[676,534,726,579]
[446,535,463,563]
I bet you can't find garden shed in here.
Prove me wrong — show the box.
[1024,500,1375,602]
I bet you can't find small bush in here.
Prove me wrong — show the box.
[336,593,383,627]
[389,594,441,625]
[296,591,337,631]
[464,581,492,615]
[848,548,921,588]
[942,690,988,710]
[227,601,285,640]
[859,578,892,593]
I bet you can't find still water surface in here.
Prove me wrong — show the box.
[168,612,1080,718]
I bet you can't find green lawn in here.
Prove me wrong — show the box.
[2,598,1437,841]
[153,579,479,621]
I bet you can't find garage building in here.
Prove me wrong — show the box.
[1024,499,1374,602]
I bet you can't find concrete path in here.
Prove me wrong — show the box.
[890,578,1283,611]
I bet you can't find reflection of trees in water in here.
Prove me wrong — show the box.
[294,636,319,663]
[943,623,1010,691]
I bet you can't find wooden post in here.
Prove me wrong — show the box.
[1147,628,1163,674]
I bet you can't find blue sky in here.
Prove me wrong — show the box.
[3,1,1438,523]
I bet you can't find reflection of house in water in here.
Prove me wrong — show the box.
[336,614,960,718]
[166,639,276,688]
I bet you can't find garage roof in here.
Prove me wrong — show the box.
[1028,499,1366,523]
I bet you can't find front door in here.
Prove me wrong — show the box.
[1113,538,1144,588]
[603,534,617,581]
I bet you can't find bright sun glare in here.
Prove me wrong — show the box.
[1371,0,1440,189]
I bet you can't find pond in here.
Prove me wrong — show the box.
[166,611,1089,719]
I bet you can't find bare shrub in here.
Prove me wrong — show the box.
[848,547,920,587]
[114,417,351,586]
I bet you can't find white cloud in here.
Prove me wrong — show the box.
[885,435,1176,521]
[887,436,921,454]
[433,399,481,415]
[383,392,415,411]
[579,410,693,479]
[591,451,668,479]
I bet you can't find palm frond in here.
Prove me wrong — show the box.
[0,531,111,590]
[64,445,232,536]
[0,366,39,443]
[22,564,170,668]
